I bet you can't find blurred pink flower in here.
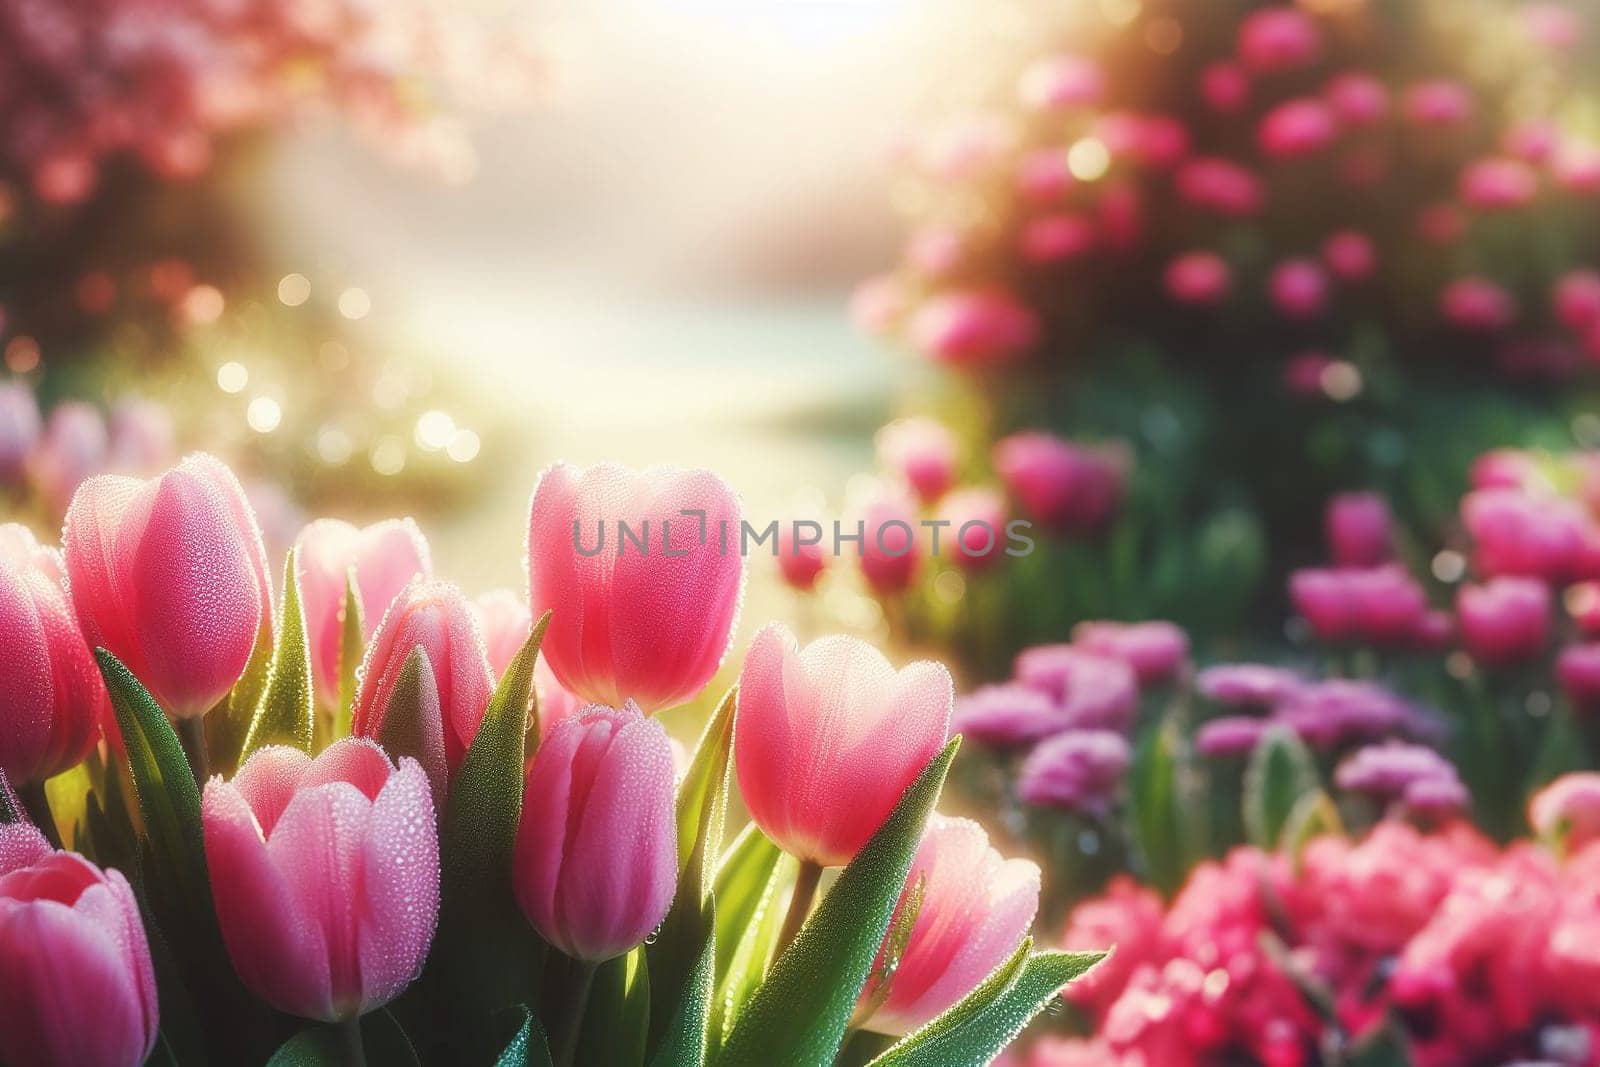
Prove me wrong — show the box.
[1558,643,1600,717]
[1269,258,1329,319]
[1200,63,1249,113]
[1439,277,1516,331]
[1018,55,1104,111]
[1457,577,1551,667]
[1326,491,1394,566]
[29,402,108,518]
[1321,230,1377,282]
[1014,645,1138,731]
[1196,664,1304,707]
[907,289,1040,367]
[1257,98,1336,158]
[0,383,40,486]
[993,431,1130,537]
[858,488,922,596]
[1531,773,1600,851]
[1459,157,1539,210]
[1322,71,1389,127]
[1175,157,1264,217]
[1164,251,1232,306]
[1020,213,1097,264]
[953,683,1065,748]
[1237,8,1321,72]
[876,417,958,505]
[775,521,828,592]
[1403,79,1474,126]
[1555,270,1600,332]
[1289,564,1433,647]
[1072,620,1189,686]
[937,486,1009,572]
[1017,729,1131,814]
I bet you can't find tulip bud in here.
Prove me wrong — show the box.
[0,824,159,1066]
[775,521,828,592]
[202,740,439,1021]
[1326,491,1394,566]
[527,462,744,712]
[0,382,40,486]
[63,453,272,720]
[857,815,1039,1036]
[0,525,107,786]
[354,580,494,782]
[512,702,677,961]
[735,624,952,866]
[1457,577,1551,667]
[29,402,108,518]
[876,418,958,505]
[1558,643,1600,717]
[1017,730,1132,814]
[296,518,432,709]
[858,489,922,596]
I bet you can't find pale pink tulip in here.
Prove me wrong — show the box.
[1017,55,1104,111]
[858,488,922,596]
[858,815,1039,1035]
[0,525,106,786]
[353,580,493,785]
[734,624,952,866]
[470,588,583,736]
[29,402,107,518]
[907,290,1040,367]
[0,383,40,486]
[0,824,159,1067]
[296,518,432,708]
[1237,8,1321,72]
[202,740,439,1022]
[512,702,677,961]
[937,486,1008,572]
[775,522,828,592]
[876,417,958,505]
[526,462,744,712]
[63,453,272,720]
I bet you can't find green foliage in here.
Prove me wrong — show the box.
[241,548,315,760]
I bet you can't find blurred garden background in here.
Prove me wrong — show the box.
[14,0,1600,1062]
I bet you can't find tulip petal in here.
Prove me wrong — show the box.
[358,759,439,1010]
[231,746,314,838]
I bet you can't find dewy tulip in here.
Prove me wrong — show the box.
[735,624,952,867]
[527,462,744,713]
[0,525,106,787]
[512,702,677,961]
[0,823,159,1067]
[857,815,1039,1036]
[353,580,493,784]
[202,740,438,1022]
[63,453,272,720]
[296,518,432,709]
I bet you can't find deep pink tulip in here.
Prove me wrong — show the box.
[1289,565,1433,647]
[858,488,922,596]
[937,487,1008,572]
[1459,157,1538,211]
[63,453,272,720]
[1072,620,1189,686]
[1237,8,1321,72]
[0,383,40,486]
[1017,55,1104,111]
[0,823,158,1067]
[775,521,828,592]
[1462,488,1600,583]
[527,461,744,712]
[1322,231,1377,283]
[106,398,175,476]
[857,815,1039,1036]
[993,432,1130,537]
[907,289,1040,367]
[202,740,439,1022]
[1440,277,1516,332]
[1270,259,1329,320]
[735,624,952,867]
[1457,577,1551,667]
[1257,99,1336,158]
[29,402,107,518]
[1530,773,1600,851]
[1326,492,1394,567]
[876,417,958,505]
[1020,214,1096,265]
[1322,72,1389,127]
[1557,644,1600,717]
[1200,62,1249,114]
[0,525,106,786]
[296,518,432,710]
[353,580,493,788]
[1165,251,1231,306]
[1403,79,1473,127]
[512,702,677,961]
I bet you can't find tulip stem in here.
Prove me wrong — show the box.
[555,959,598,1067]
[776,860,823,958]
[337,1015,366,1067]
[18,782,62,850]
[177,717,209,788]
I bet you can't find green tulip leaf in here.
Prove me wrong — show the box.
[1129,717,1202,894]
[374,647,446,795]
[713,737,960,1067]
[494,1004,555,1067]
[265,1010,419,1067]
[241,548,315,761]
[333,568,364,743]
[579,949,651,1067]
[709,825,790,1053]
[1244,726,1320,851]
[649,910,717,1067]
[0,768,18,824]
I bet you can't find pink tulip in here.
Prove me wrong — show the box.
[1322,72,1389,127]
[937,487,1008,572]
[1017,55,1104,111]
[0,823,158,1067]
[1020,214,1096,265]
[1530,773,1600,851]
[1016,150,1076,205]
[0,525,106,786]
[1504,119,1558,163]
[296,518,432,710]
[512,702,677,961]
[63,453,272,720]
[1457,577,1551,667]
[1270,259,1329,320]
[202,740,439,1021]
[1462,488,1600,583]
[1164,251,1231,306]
[876,417,958,505]
[1403,79,1473,127]
[1459,157,1538,211]
[734,624,952,867]
[1013,646,1138,731]
[29,402,108,518]
[353,580,493,788]
[1289,565,1433,647]
[1200,63,1249,113]
[858,488,922,596]
[857,815,1039,1036]
[1322,231,1377,283]
[1440,277,1516,332]
[106,398,175,475]
[1257,99,1336,158]
[1469,450,1541,491]
[1554,138,1600,195]
[1557,644,1600,717]
[1072,620,1189,686]
[1554,271,1600,332]
[470,589,584,736]
[1175,158,1264,218]
[775,521,828,592]
[993,432,1130,536]
[1326,492,1394,566]
[1129,115,1189,170]
[907,289,1040,367]
[905,226,966,279]
[0,382,40,485]
[1237,8,1321,72]
[526,462,744,712]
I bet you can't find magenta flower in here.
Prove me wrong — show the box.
[858,488,922,596]
[1325,491,1393,567]
[296,518,432,709]
[1403,78,1474,126]
[1164,251,1232,306]
[953,683,1065,748]
[1269,258,1329,319]
[1459,157,1538,211]
[1016,730,1131,814]
[1457,577,1551,667]
[937,486,1008,572]
[1440,277,1516,331]
[993,432,1130,537]
[0,525,106,786]
[1558,643,1600,717]
[1014,645,1137,732]
[876,417,958,505]
[1020,213,1097,265]
[63,453,273,720]
[1195,716,1270,758]
[1321,230,1377,282]
[1200,62,1249,114]
[775,522,828,592]
[1322,71,1389,127]
[1553,270,1600,332]
[513,703,677,961]
[857,815,1040,1035]
[202,740,439,1022]
[906,289,1040,367]
[734,624,951,866]
[0,382,40,486]
[1271,680,1424,750]
[1237,8,1320,72]
[1289,564,1433,647]
[1175,158,1264,218]
[1257,98,1335,158]
[1196,663,1304,707]
[527,462,744,712]
[1335,742,1468,818]
[1072,620,1189,686]
[0,824,158,1067]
